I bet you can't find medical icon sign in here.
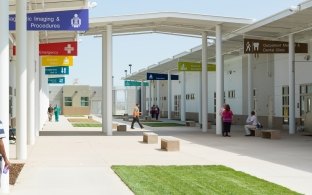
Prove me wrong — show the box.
[9,9,89,31]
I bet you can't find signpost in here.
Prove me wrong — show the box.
[244,38,308,54]
[40,41,77,56]
[178,62,216,71]
[45,66,69,75]
[9,9,89,31]
[41,56,73,66]
[125,81,149,86]
[48,77,65,84]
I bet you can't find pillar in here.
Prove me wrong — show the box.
[167,70,172,119]
[202,32,208,132]
[289,34,295,134]
[216,25,223,135]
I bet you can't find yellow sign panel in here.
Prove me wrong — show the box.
[41,56,73,66]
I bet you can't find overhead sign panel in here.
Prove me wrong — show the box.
[125,81,149,87]
[45,66,69,75]
[40,41,77,56]
[170,75,179,80]
[48,77,65,84]
[178,62,216,71]
[244,38,308,54]
[41,56,73,66]
[9,9,89,31]
[147,73,168,80]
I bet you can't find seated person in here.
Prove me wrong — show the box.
[244,111,258,136]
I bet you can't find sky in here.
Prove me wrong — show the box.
[67,0,305,87]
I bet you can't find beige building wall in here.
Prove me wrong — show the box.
[62,85,91,115]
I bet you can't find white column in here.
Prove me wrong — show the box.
[201,32,208,132]
[247,54,253,115]
[34,32,40,136]
[0,0,10,192]
[16,0,27,159]
[216,25,223,135]
[289,34,295,134]
[149,81,152,116]
[151,81,154,106]
[157,80,160,107]
[102,25,113,136]
[27,32,35,145]
[180,71,186,121]
[141,80,145,117]
[167,71,172,119]
[198,71,202,124]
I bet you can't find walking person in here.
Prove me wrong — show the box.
[155,105,160,120]
[54,104,61,122]
[221,104,233,137]
[47,104,54,122]
[131,104,144,129]
[244,111,258,136]
[0,121,11,176]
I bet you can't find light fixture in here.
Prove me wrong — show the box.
[88,1,98,9]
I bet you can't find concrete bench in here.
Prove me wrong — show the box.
[185,121,195,127]
[117,125,127,131]
[261,130,281,139]
[161,137,180,151]
[250,128,262,137]
[143,132,158,144]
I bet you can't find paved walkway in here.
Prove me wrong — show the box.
[8,115,312,195]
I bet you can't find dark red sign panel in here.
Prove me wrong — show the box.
[13,41,78,56]
[39,41,77,56]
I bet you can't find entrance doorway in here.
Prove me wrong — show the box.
[303,95,312,132]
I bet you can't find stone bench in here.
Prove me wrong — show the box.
[185,121,195,127]
[161,137,180,151]
[250,128,262,137]
[261,130,281,139]
[143,132,158,144]
[117,125,127,131]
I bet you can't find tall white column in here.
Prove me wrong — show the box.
[149,81,152,115]
[27,32,35,145]
[198,71,202,124]
[0,0,10,192]
[156,80,160,107]
[180,71,186,121]
[167,71,172,119]
[151,81,154,106]
[201,32,208,132]
[289,34,295,134]
[34,32,40,136]
[247,54,253,115]
[16,0,27,159]
[141,80,145,117]
[216,25,223,135]
[102,25,113,136]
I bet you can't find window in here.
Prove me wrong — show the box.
[81,97,89,106]
[282,86,289,124]
[64,97,72,106]
[228,90,236,99]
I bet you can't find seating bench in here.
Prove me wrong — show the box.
[117,125,127,131]
[143,132,158,144]
[161,137,180,151]
[250,128,262,137]
[112,123,118,130]
[261,130,281,139]
[185,121,195,127]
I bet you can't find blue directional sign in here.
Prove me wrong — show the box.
[9,9,89,31]
[45,66,69,75]
[147,73,179,80]
[48,77,65,84]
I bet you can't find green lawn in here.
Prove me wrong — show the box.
[141,122,185,127]
[112,165,300,195]
[72,123,102,127]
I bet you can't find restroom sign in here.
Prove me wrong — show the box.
[244,38,308,54]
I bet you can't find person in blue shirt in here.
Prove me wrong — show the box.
[0,121,11,173]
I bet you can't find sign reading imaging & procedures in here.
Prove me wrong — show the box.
[125,81,149,87]
[40,42,77,56]
[41,56,73,66]
[178,62,216,71]
[244,38,308,54]
[45,66,69,75]
[48,77,65,84]
[9,9,89,31]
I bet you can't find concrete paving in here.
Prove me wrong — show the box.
[7,115,312,195]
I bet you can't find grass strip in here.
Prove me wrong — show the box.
[72,123,102,127]
[112,165,300,195]
[141,122,185,127]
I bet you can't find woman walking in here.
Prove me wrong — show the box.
[221,104,233,137]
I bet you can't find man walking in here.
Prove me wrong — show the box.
[131,104,144,129]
